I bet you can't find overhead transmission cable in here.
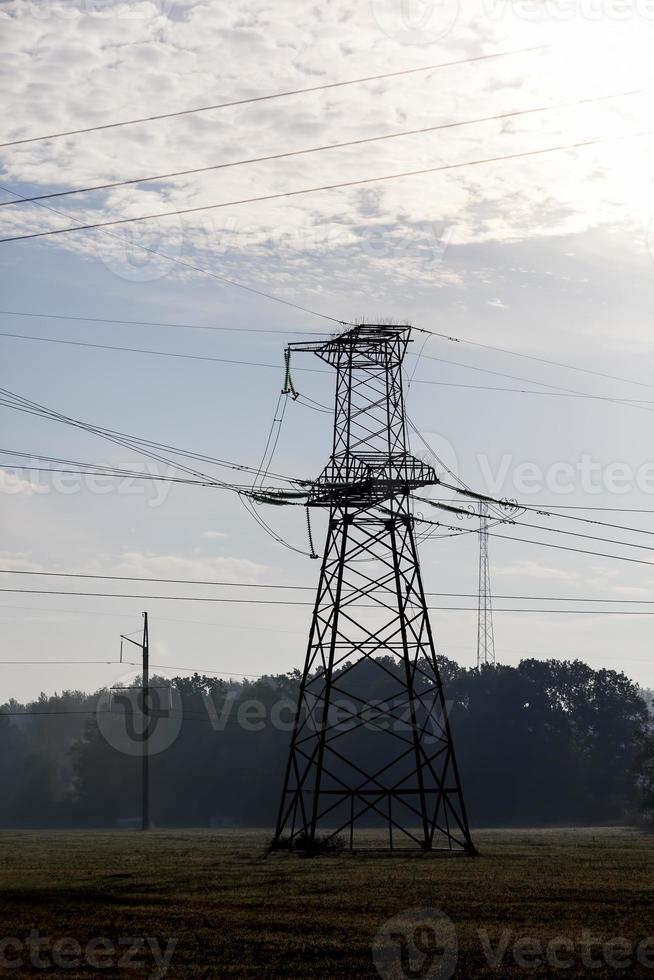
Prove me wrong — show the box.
[0,309,320,336]
[410,351,654,414]
[3,129,653,245]
[0,387,305,488]
[0,183,348,326]
[420,498,654,554]
[0,45,548,148]
[0,90,637,208]
[413,515,654,570]
[5,567,654,605]
[5,332,654,419]
[421,326,654,394]
[0,389,319,560]
[2,586,654,614]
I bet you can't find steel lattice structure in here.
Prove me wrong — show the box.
[476,501,496,669]
[273,323,475,854]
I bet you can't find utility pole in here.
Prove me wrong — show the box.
[273,323,475,855]
[119,612,150,831]
[142,611,149,832]
[476,501,496,669]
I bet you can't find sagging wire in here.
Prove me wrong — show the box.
[406,416,523,525]
[239,493,313,557]
[239,348,317,556]
[251,392,290,497]
[295,393,331,414]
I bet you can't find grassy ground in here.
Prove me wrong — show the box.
[0,827,652,977]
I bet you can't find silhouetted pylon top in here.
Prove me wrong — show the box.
[288,322,412,370]
[288,322,439,507]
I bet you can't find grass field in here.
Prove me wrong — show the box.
[0,827,653,977]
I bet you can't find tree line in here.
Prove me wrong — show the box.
[1,657,653,829]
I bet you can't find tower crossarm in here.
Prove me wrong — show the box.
[308,454,439,507]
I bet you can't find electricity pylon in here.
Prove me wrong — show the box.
[476,501,496,668]
[273,323,475,854]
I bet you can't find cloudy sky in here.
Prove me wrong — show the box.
[2,0,654,701]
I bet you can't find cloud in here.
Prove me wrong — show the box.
[493,559,581,582]
[1,0,651,296]
[0,550,43,571]
[87,550,270,584]
[202,530,227,540]
[0,469,39,496]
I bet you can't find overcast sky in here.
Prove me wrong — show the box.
[2,0,654,701]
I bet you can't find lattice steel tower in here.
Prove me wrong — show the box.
[273,323,475,854]
[476,501,496,668]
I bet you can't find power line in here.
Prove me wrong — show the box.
[424,326,654,393]
[122,660,282,679]
[0,330,328,370]
[521,504,654,514]
[0,385,306,489]
[424,498,654,514]
[0,449,232,487]
[422,500,654,551]
[0,601,306,633]
[419,516,654,569]
[409,377,654,407]
[413,354,654,411]
[7,566,654,603]
[3,129,651,245]
[0,184,348,326]
[0,397,242,490]
[0,463,216,487]
[2,90,636,208]
[3,585,654,614]
[428,486,654,537]
[0,660,121,665]
[5,330,654,417]
[0,588,314,604]
[0,46,547,148]
[0,309,318,336]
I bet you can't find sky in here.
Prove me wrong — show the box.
[2,0,654,701]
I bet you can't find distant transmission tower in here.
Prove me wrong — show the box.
[273,324,475,855]
[476,501,496,668]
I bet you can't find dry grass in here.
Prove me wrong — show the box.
[0,827,652,977]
